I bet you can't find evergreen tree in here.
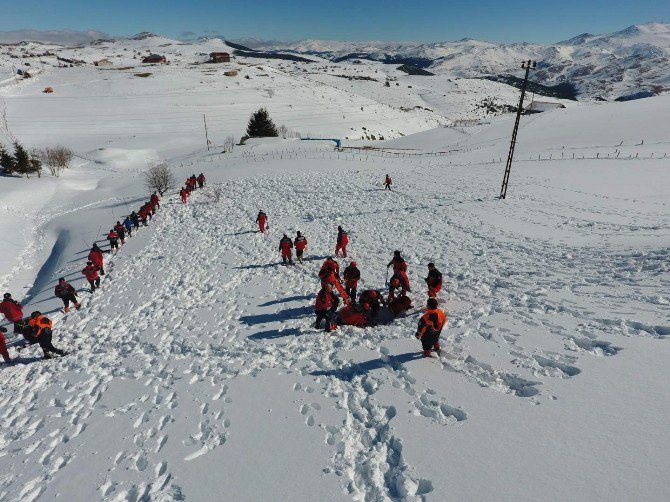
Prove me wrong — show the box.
[0,145,15,174]
[246,108,278,138]
[13,142,30,178]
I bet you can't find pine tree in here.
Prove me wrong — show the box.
[246,108,278,138]
[13,142,30,178]
[0,145,15,174]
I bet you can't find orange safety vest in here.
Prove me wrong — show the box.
[417,309,447,338]
[28,315,52,337]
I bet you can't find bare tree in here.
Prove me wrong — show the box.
[145,163,175,196]
[277,124,288,138]
[223,136,235,153]
[34,146,74,176]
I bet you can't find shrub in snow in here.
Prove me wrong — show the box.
[35,146,74,176]
[145,163,175,196]
[246,108,278,138]
[223,136,236,153]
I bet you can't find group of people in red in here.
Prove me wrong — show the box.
[256,192,447,357]
[180,173,206,203]
[0,191,163,364]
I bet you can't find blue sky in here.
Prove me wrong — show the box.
[1,0,668,43]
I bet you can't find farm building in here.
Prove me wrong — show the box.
[209,52,231,63]
[94,59,114,67]
[142,54,167,64]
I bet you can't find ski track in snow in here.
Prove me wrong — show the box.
[0,158,668,501]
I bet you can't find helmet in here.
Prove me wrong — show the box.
[3,292,11,299]
[427,298,438,309]
[428,262,435,268]
[350,261,357,267]
[87,261,92,265]
[30,311,40,319]
[394,250,401,256]
[58,277,65,282]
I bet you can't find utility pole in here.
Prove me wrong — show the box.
[203,114,210,151]
[500,60,536,199]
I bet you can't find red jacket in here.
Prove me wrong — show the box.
[343,265,360,287]
[337,230,348,247]
[108,231,118,240]
[294,236,308,251]
[390,256,407,273]
[151,194,159,205]
[315,289,338,311]
[88,249,104,268]
[279,237,293,256]
[256,213,267,225]
[0,299,23,323]
[82,264,100,281]
[54,280,75,298]
[114,223,124,234]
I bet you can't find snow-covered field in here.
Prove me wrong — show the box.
[0,38,669,501]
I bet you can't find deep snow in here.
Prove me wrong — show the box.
[0,43,669,502]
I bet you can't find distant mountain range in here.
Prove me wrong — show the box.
[250,23,670,100]
[1,23,668,100]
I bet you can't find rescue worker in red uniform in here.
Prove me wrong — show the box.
[294,231,308,263]
[319,257,340,285]
[387,251,410,297]
[384,174,392,190]
[342,261,360,302]
[54,277,80,313]
[108,229,119,251]
[88,243,106,276]
[335,226,348,258]
[415,298,447,357]
[114,221,126,244]
[279,234,294,265]
[0,326,10,363]
[425,263,443,298]
[26,311,67,359]
[314,283,339,332]
[197,173,206,189]
[82,261,101,292]
[256,211,268,233]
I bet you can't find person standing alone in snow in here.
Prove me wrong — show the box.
[256,211,268,234]
[384,174,392,191]
[279,234,294,265]
[335,226,348,258]
[425,263,443,298]
[294,231,308,263]
[54,278,80,313]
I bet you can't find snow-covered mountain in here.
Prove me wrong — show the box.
[254,23,670,100]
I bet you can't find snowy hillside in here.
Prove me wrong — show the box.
[257,22,670,100]
[0,29,669,501]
